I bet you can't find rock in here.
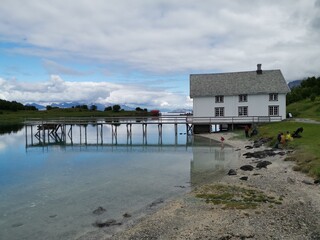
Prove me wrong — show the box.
[149,198,164,207]
[243,149,278,159]
[49,214,57,218]
[93,219,122,228]
[11,223,23,228]
[174,185,186,188]
[287,177,296,184]
[227,169,237,175]
[240,165,254,171]
[302,180,313,185]
[256,161,272,169]
[240,176,248,181]
[92,206,106,215]
[245,146,253,149]
[314,179,320,184]
[123,213,132,218]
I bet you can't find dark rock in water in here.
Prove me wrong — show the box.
[174,185,186,188]
[240,165,254,171]
[256,161,272,169]
[314,179,320,184]
[227,169,237,175]
[11,223,23,228]
[149,198,164,207]
[240,176,248,181]
[93,219,122,228]
[123,212,132,218]
[49,214,57,218]
[92,206,106,215]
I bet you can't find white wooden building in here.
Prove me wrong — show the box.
[189,64,290,131]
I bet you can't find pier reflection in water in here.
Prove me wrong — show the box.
[0,124,239,240]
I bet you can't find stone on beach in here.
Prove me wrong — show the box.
[227,169,237,175]
[256,161,272,169]
[240,165,254,171]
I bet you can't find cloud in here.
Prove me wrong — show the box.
[0,76,192,110]
[42,59,90,76]
[0,0,320,81]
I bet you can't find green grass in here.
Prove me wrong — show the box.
[256,121,320,178]
[0,109,152,125]
[195,184,282,209]
[287,97,320,121]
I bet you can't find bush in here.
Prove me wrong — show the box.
[104,106,112,111]
[112,105,121,112]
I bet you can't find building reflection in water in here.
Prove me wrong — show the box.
[190,144,239,187]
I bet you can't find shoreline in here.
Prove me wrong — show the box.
[80,132,320,240]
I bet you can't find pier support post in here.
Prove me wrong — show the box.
[142,123,147,145]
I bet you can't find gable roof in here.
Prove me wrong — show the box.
[190,69,290,98]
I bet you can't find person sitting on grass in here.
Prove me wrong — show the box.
[285,131,293,142]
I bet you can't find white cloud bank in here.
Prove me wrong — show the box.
[0,76,192,110]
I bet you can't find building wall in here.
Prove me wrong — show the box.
[192,93,287,120]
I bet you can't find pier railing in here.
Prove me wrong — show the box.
[24,115,282,125]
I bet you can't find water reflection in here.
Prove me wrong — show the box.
[0,124,24,135]
[0,126,239,240]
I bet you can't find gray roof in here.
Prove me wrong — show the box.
[190,70,290,98]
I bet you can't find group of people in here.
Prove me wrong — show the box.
[275,131,293,148]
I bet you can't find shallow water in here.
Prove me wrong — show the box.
[0,123,239,240]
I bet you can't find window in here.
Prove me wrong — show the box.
[215,95,224,103]
[215,107,224,117]
[269,105,279,116]
[239,94,247,102]
[269,93,278,101]
[238,106,248,116]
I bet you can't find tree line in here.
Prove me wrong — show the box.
[0,99,37,111]
[287,76,320,105]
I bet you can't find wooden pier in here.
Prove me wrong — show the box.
[24,115,282,147]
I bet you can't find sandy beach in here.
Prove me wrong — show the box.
[79,132,320,240]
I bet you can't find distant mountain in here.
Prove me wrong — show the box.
[288,80,302,89]
[168,108,193,114]
[25,103,46,110]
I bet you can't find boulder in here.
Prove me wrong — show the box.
[240,176,248,181]
[240,165,254,171]
[93,219,122,228]
[256,161,272,169]
[92,206,106,215]
[227,169,237,175]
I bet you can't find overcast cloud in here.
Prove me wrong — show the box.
[0,0,320,109]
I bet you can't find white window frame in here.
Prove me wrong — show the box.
[239,94,247,102]
[269,93,278,101]
[238,106,248,116]
[215,107,224,117]
[269,105,279,116]
[215,95,224,103]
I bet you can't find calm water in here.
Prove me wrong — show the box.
[0,122,239,240]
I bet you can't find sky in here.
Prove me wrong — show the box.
[1,0,320,110]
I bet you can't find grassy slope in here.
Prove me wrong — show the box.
[257,121,320,178]
[252,97,320,178]
[286,97,320,121]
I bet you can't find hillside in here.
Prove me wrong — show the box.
[287,97,320,121]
